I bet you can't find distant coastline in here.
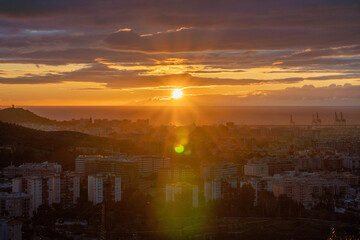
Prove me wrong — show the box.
[1,106,360,126]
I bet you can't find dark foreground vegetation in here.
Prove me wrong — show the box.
[25,184,360,240]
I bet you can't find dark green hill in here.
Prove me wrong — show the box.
[0,107,55,125]
[0,121,134,170]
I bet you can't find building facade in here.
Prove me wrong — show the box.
[88,174,121,205]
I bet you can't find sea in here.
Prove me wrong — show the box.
[5,106,359,126]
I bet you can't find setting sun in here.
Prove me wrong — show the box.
[172,89,183,99]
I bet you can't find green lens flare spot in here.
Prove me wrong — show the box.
[174,145,184,154]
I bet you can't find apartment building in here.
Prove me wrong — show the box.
[166,183,198,207]
[88,173,121,205]
[3,162,62,178]
[76,155,136,182]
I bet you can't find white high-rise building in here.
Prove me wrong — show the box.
[113,177,122,202]
[88,174,121,204]
[166,184,182,202]
[10,173,80,216]
[47,173,80,206]
[192,185,199,207]
[204,180,222,202]
[132,155,170,175]
[11,178,23,193]
[48,175,61,205]
[51,172,81,206]
[76,155,101,174]
[75,155,136,182]
[0,218,22,240]
[165,183,198,207]
[26,177,43,216]
[70,174,81,204]
[0,192,30,217]
[88,175,103,204]
[202,162,239,180]
[3,162,61,178]
[244,163,269,177]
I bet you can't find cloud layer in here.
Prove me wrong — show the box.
[0,0,360,105]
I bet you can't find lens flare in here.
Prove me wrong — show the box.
[174,144,184,153]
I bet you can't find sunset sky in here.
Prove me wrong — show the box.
[0,0,360,106]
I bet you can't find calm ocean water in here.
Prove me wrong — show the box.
[6,106,360,126]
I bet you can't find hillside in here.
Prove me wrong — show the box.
[0,121,134,170]
[0,107,55,125]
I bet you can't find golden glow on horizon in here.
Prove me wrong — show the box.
[172,89,183,99]
[0,58,359,106]
[0,79,358,106]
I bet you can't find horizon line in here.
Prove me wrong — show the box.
[2,105,360,108]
